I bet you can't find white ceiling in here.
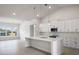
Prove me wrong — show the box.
[0,4,78,20]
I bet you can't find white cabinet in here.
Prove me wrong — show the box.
[67,20,79,32]
[75,39,79,49]
[63,38,71,47]
[70,38,76,48]
[63,38,70,47]
[63,20,72,32]
[57,21,65,32]
[40,19,79,33]
[76,20,79,32]
[63,38,79,49]
[57,20,79,32]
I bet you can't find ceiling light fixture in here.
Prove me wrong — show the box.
[48,6,52,9]
[36,14,39,17]
[13,12,16,15]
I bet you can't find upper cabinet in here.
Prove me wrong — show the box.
[57,20,79,32]
[39,19,79,33]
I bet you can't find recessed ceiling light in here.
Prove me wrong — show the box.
[13,13,16,15]
[36,14,39,17]
[48,6,52,9]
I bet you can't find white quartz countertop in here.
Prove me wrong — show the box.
[25,37,61,42]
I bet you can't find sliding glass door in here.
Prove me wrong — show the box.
[0,22,19,37]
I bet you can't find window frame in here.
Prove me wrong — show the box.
[0,22,20,38]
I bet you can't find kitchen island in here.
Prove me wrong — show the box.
[25,37,63,55]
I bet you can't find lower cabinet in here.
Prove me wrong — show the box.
[30,39,51,53]
[63,38,79,49]
[75,39,79,49]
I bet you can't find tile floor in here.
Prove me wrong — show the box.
[63,47,79,55]
[0,40,49,55]
[0,40,79,55]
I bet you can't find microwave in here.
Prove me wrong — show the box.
[51,28,57,32]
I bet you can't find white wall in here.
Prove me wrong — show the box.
[20,21,30,40]
[0,17,22,24]
[42,6,79,23]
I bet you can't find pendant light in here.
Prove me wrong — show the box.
[33,6,40,17]
[33,7,36,17]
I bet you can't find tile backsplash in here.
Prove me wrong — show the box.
[39,32,79,39]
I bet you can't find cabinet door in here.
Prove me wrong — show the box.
[64,21,68,32]
[75,39,79,49]
[63,38,68,46]
[70,38,76,48]
[63,38,79,48]
[63,38,71,47]
[57,21,64,32]
[63,20,76,32]
[70,20,77,32]
[76,21,79,32]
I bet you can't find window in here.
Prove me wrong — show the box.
[0,23,19,37]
